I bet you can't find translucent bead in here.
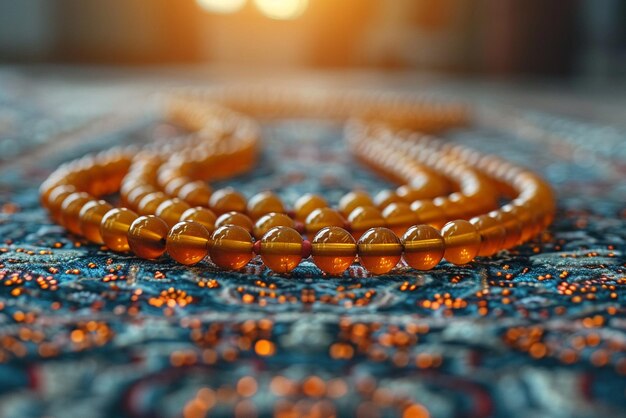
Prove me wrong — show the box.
[347,206,385,240]
[410,200,446,229]
[128,215,169,259]
[305,208,345,235]
[258,226,303,273]
[47,185,77,222]
[247,191,284,220]
[125,185,157,209]
[441,219,480,265]
[180,207,217,234]
[166,221,210,265]
[209,187,247,215]
[177,181,212,207]
[79,200,113,244]
[311,226,356,275]
[338,191,373,216]
[491,210,522,250]
[382,202,418,237]
[163,177,189,197]
[433,196,468,221]
[293,193,327,221]
[470,215,506,257]
[209,225,254,270]
[401,225,444,270]
[99,208,139,252]
[253,212,295,240]
[356,227,402,274]
[215,211,254,233]
[374,189,403,210]
[60,192,92,234]
[137,192,168,216]
[155,198,191,228]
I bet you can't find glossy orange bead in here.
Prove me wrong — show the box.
[155,198,191,228]
[338,191,373,216]
[305,208,345,235]
[163,177,189,197]
[382,202,418,237]
[137,192,168,216]
[253,212,295,240]
[347,206,385,240]
[293,193,328,221]
[60,192,92,234]
[401,225,444,270]
[258,226,303,273]
[410,200,446,229]
[247,191,285,220]
[166,221,210,265]
[491,210,522,250]
[374,189,403,210]
[99,208,139,252]
[125,185,157,209]
[356,227,403,274]
[78,200,113,244]
[311,226,356,275]
[128,215,169,259]
[209,225,254,270]
[47,185,77,222]
[441,219,481,265]
[208,187,247,215]
[215,211,254,233]
[470,215,506,257]
[180,207,217,233]
[177,181,212,207]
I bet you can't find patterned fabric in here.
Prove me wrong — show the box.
[0,72,625,418]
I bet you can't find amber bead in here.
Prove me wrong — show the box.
[215,211,254,233]
[293,193,327,221]
[347,206,385,240]
[209,225,254,270]
[491,210,522,250]
[433,196,467,221]
[47,185,77,222]
[401,225,444,270]
[166,221,210,265]
[382,202,418,237]
[78,200,113,244]
[99,208,139,252]
[155,198,191,228]
[338,191,373,216]
[128,215,169,259]
[125,185,156,209]
[253,212,295,240]
[311,226,356,275]
[441,219,480,265]
[305,208,345,235]
[163,177,189,197]
[208,187,247,215]
[470,215,506,257]
[247,191,285,220]
[180,207,217,233]
[60,192,92,234]
[178,181,212,207]
[356,227,403,274]
[410,200,446,229]
[258,226,303,273]
[137,192,168,216]
[374,189,403,210]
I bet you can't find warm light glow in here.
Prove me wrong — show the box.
[253,0,309,20]
[196,0,246,14]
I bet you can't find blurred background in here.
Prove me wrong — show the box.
[0,0,625,82]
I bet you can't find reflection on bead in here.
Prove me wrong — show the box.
[100,208,139,252]
[410,200,446,229]
[155,198,191,228]
[253,212,295,240]
[209,187,247,215]
[47,185,77,222]
[441,219,480,265]
[79,200,114,244]
[137,192,168,216]
[470,215,505,257]
[60,192,92,234]
[382,202,418,237]
[311,226,356,275]
[178,181,212,207]
[305,208,345,235]
[401,225,444,270]
[209,225,254,270]
[126,185,156,209]
[347,206,385,240]
[166,221,210,265]
[357,227,402,274]
[247,191,284,220]
[128,215,169,259]
[293,193,327,221]
[491,210,522,250]
[215,211,254,233]
[181,207,217,233]
[258,226,303,273]
[374,189,403,210]
[338,191,373,216]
